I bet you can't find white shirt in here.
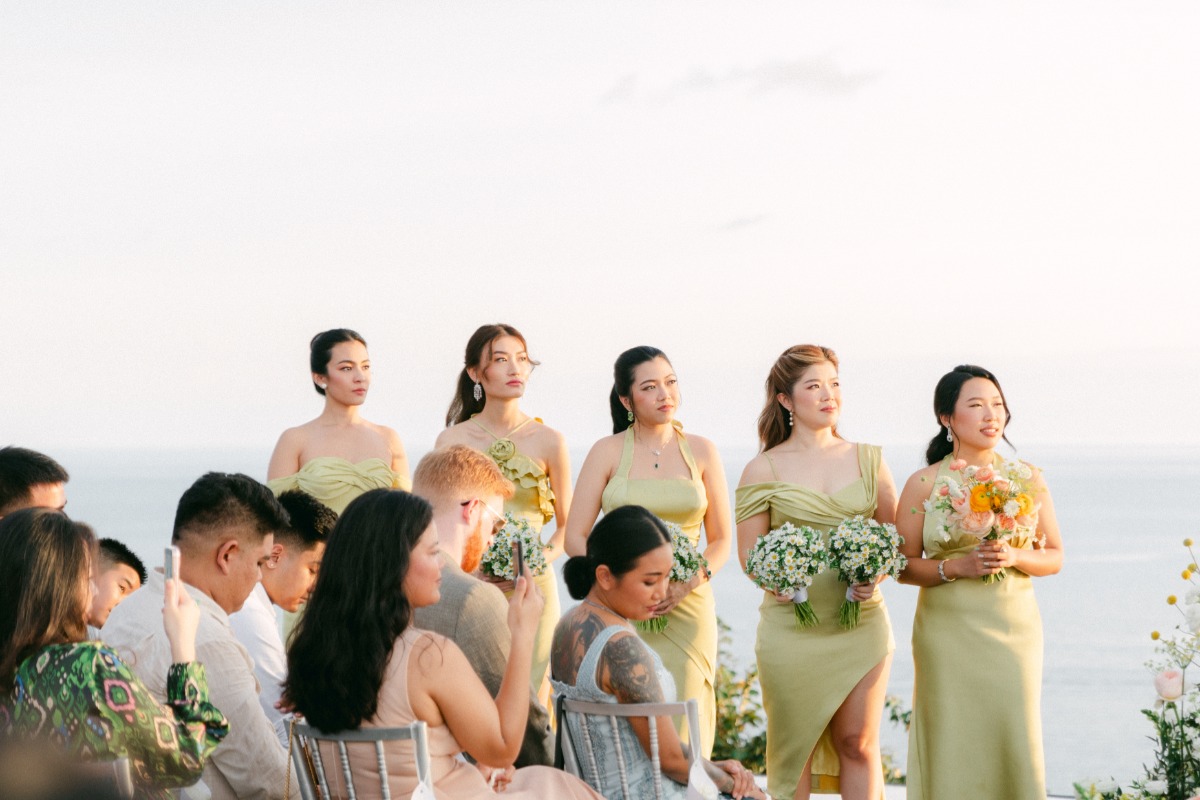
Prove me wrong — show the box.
[229,583,289,747]
[101,570,296,800]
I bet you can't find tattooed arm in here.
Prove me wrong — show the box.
[598,632,764,799]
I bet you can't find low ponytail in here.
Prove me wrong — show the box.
[609,346,669,434]
[925,365,1014,465]
[567,506,672,599]
[563,556,597,599]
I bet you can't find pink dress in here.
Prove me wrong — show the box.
[320,628,602,800]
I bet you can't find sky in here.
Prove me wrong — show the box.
[3,1,1199,461]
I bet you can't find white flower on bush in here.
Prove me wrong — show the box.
[1155,669,1185,701]
[1093,778,1119,794]
[1144,779,1168,795]
[1185,604,1200,635]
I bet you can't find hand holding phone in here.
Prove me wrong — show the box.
[161,545,197,663]
[511,539,525,579]
[164,546,181,580]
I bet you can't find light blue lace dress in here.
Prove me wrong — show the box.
[550,625,688,800]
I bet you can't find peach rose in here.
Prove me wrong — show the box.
[958,510,995,535]
[949,458,968,472]
[996,514,1016,532]
[1155,669,1185,701]
[950,496,969,513]
[975,466,995,482]
[938,484,951,497]
[992,477,1010,492]
[1016,513,1038,529]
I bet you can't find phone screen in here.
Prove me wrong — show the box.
[511,539,524,578]
[164,546,181,580]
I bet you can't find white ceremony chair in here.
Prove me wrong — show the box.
[555,696,703,800]
[289,719,434,800]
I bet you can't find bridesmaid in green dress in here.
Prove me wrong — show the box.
[734,345,899,800]
[267,328,411,511]
[896,365,1063,800]
[565,345,732,758]
[436,323,571,706]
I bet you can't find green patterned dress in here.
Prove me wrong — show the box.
[1,641,229,800]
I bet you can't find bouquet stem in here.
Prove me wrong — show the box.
[793,601,819,628]
[839,586,862,630]
[982,568,1007,584]
[635,617,669,634]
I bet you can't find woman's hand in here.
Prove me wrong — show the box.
[946,541,1011,580]
[650,579,694,617]
[976,539,1018,571]
[772,590,794,604]
[712,759,765,799]
[162,577,199,664]
[848,579,881,602]
[505,569,544,642]
[475,762,514,792]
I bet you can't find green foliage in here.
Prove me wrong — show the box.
[881,695,911,785]
[711,618,767,773]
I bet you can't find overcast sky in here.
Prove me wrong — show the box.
[3,1,1198,462]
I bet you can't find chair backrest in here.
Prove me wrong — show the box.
[289,719,433,800]
[74,756,134,799]
[556,696,701,800]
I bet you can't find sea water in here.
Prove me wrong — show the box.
[56,443,1199,795]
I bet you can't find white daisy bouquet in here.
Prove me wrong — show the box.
[480,512,548,579]
[744,521,829,629]
[828,516,907,630]
[925,458,1041,584]
[636,521,709,634]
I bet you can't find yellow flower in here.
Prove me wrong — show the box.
[1015,493,1035,515]
[969,485,992,513]
[1152,630,1161,640]
[1168,595,1178,605]
[1186,538,1195,547]
[1185,570,1193,580]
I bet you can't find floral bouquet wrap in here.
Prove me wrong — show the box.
[636,521,709,634]
[745,521,829,629]
[828,516,907,630]
[925,458,1041,584]
[479,512,548,579]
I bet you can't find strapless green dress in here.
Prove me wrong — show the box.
[601,423,717,757]
[470,417,563,695]
[734,444,893,799]
[906,455,1045,799]
[267,456,408,515]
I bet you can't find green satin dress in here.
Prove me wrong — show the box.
[906,456,1045,799]
[734,444,893,799]
[470,417,563,695]
[601,423,717,758]
[267,456,409,514]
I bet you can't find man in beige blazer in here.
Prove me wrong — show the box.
[411,445,554,768]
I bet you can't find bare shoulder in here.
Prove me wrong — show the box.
[902,463,941,492]
[682,432,719,461]
[599,630,664,703]
[409,629,458,674]
[366,421,406,453]
[738,452,774,486]
[586,433,625,461]
[434,422,475,449]
[527,418,566,448]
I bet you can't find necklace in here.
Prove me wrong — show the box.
[633,426,674,470]
[582,597,630,625]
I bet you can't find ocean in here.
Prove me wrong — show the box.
[54,442,1199,796]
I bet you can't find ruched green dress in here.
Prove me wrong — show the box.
[906,456,1045,799]
[734,444,893,799]
[470,417,563,695]
[601,423,717,757]
[267,456,408,514]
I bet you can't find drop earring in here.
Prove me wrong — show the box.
[473,382,483,401]
[627,410,634,423]
[946,428,953,442]
[788,410,794,427]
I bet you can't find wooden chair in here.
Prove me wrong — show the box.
[288,720,434,800]
[555,696,702,800]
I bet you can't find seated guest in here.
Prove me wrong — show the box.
[0,508,228,799]
[411,445,553,767]
[551,505,766,800]
[0,446,68,517]
[230,489,335,744]
[103,472,297,800]
[285,489,602,799]
[88,538,147,628]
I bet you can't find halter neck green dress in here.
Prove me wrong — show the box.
[470,417,563,696]
[267,456,408,514]
[906,456,1045,799]
[734,444,893,799]
[600,423,717,757]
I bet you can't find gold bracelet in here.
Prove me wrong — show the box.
[937,559,956,583]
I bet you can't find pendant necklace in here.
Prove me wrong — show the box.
[634,426,674,470]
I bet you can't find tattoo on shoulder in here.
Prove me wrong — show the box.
[600,633,664,704]
[551,609,606,685]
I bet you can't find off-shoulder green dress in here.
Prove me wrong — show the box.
[267,456,409,514]
[906,455,1045,799]
[734,444,893,799]
[601,423,717,757]
[470,417,563,695]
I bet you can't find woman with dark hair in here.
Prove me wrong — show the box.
[267,328,410,513]
[0,509,228,799]
[436,323,570,703]
[895,365,1063,799]
[284,489,602,800]
[563,346,730,757]
[734,344,898,800]
[551,506,765,800]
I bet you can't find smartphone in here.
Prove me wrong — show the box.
[164,545,181,580]
[511,539,525,579]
